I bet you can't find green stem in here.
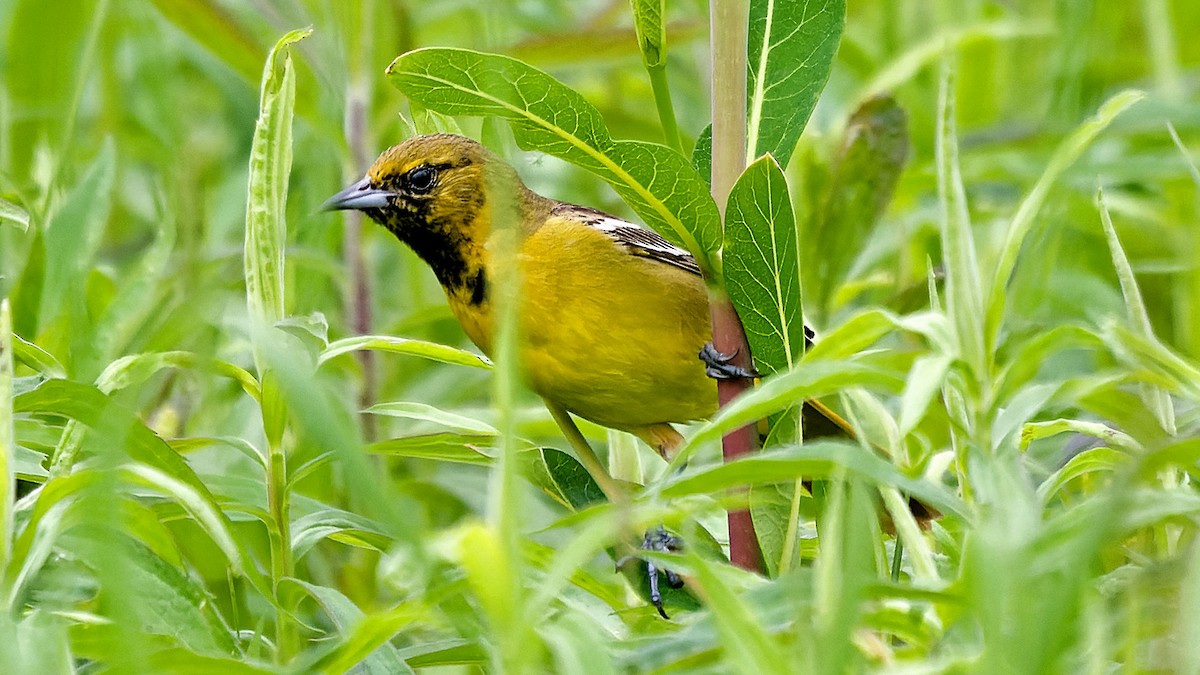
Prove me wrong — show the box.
[266,436,296,662]
[545,402,626,505]
[647,64,685,155]
[0,300,13,590]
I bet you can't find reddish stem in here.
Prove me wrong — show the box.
[709,295,762,571]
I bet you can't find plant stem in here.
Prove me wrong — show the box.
[344,81,377,443]
[647,64,685,155]
[0,300,12,590]
[545,401,626,505]
[709,0,762,573]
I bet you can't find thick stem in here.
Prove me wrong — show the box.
[709,0,762,573]
[344,81,377,442]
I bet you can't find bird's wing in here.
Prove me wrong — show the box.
[552,203,703,277]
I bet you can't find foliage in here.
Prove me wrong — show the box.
[2,0,1200,671]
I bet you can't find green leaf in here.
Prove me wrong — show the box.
[692,124,713,186]
[984,90,1144,348]
[746,0,845,169]
[386,47,721,277]
[366,432,496,463]
[366,401,498,435]
[935,63,985,380]
[660,442,965,520]
[11,334,66,379]
[40,143,115,341]
[0,198,30,232]
[291,509,393,558]
[5,0,100,169]
[94,351,260,400]
[15,379,208,496]
[1096,188,1174,435]
[1036,446,1128,505]
[67,529,238,657]
[807,95,909,316]
[244,27,309,368]
[287,579,413,675]
[630,0,667,68]
[683,552,784,675]
[146,0,266,83]
[724,154,803,375]
[675,360,903,464]
[520,448,606,511]
[319,335,492,370]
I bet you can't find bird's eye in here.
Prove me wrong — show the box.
[406,166,437,193]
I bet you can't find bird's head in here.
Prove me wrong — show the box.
[324,133,524,239]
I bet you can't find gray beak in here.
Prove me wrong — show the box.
[323,177,392,211]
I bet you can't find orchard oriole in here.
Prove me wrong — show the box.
[326,133,738,457]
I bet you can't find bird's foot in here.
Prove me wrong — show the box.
[616,526,685,619]
[699,342,759,380]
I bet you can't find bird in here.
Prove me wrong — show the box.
[325,132,751,459]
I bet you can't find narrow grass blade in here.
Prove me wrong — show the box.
[1097,188,1174,434]
[935,61,985,382]
[984,90,1144,347]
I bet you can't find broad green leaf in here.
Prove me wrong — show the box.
[745,0,845,169]
[1097,189,1174,435]
[935,64,985,380]
[984,90,1144,349]
[807,95,908,317]
[520,448,606,511]
[0,199,29,232]
[319,336,492,370]
[724,154,803,375]
[387,47,721,277]
[0,611,72,674]
[245,28,309,369]
[749,481,806,576]
[301,603,423,675]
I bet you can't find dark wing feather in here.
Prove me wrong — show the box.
[552,203,702,277]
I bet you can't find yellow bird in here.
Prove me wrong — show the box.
[325,133,743,457]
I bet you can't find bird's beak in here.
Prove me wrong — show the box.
[323,177,392,211]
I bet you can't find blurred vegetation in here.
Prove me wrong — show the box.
[2,0,1200,672]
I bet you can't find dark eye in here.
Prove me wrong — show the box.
[406,166,436,193]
